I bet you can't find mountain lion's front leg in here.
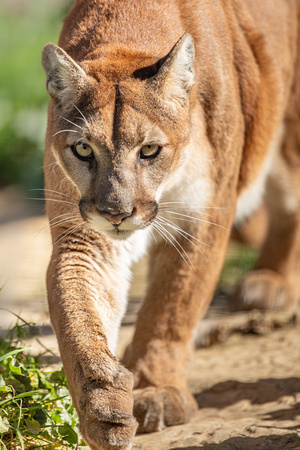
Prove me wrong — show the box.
[47,233,137,450]
[123,208,235,433]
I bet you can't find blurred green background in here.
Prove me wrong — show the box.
[0,0,73,192]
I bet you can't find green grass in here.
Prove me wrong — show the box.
[0,313,87,449]
[0,0,72,190]
[218,242,258,290]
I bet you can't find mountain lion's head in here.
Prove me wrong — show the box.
[42,34,195,240]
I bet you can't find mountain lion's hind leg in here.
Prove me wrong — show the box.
[233,144,300,311]
[233,30,300,312]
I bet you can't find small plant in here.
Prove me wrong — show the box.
[0,313,88,449]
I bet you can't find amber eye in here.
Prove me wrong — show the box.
[140,144,161,159]
[72,142,94,161]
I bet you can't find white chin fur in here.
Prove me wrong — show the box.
[88,221,136,240]
[104,228,136,241]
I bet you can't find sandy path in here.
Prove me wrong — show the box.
[116,320,300,450]
[135,328,300,449]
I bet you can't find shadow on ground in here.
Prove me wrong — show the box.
[171,433,300,449]
[195,378,300,408]
[0,323,54,339]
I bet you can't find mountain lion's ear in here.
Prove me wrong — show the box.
[41,43,87,106]
[154,33,195,101]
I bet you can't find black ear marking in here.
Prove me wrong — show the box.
[133,54,168,81]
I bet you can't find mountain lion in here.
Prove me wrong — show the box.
[42,0,300,448]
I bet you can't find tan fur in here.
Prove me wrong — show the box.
[42,1,300,448]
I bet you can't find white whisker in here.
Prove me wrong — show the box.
[161,210,230,231]
[62,117,84,131]
[152,222,176,254]
[151,223,167,246]
[73,104,88,125]
[50,217,82,230]
[155,221,194,269]
[153,221,194,270]
[29,188,74,200]
[38,161,59,170]
[26,197,78,207]
[49,212,81,224]
[159,202,225,210]
[147,225,157,245]
[44,161,59,167]
[157,216,207,260]
[159,206,215,219]
[49,212,79,221]
[157,215,210,248]
[54,129,80,137]
[54,221,85,246]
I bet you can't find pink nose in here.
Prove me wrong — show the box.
[101,210,132,226]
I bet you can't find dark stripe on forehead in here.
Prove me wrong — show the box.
[112,85,124,147]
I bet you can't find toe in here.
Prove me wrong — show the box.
[133,386,197,434]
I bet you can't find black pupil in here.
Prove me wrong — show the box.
[140,145,161,160]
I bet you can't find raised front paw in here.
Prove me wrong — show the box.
[231,269,299,311]
[77,364,137,450]
[133,386,198,434]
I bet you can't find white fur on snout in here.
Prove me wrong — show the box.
[89,213,118,232]
[89,212,147,240]
[118,215,146,231]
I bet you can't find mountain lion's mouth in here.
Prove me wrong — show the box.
[87,209,153,240]
[104,228,135,241]
[87,214,137,240]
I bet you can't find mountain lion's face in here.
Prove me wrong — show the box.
[43,35,195,240]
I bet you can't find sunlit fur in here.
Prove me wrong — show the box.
[42,1,300,448]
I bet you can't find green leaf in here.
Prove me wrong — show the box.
[43,394,69,404]
[59,408,72,425]
[16,428,24,450]
[14,389,47,400]
[50,368,65,384]
[0,347,31,363]
[0,439,8,450]
[0,376,8,393]
[25,418,41,435]
[57,387,69,398]
[60,423,78,445]
[33,408,47,426]
[0,376,5,389]
[0,389,47,406]
[13,374,31,390]
[51,412,62,424]
[0,416,9,434]
[9,359,22,375]
[38,373,52,390]
[4,377,26,394]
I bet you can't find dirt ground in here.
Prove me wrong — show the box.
[0,200,299,449]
